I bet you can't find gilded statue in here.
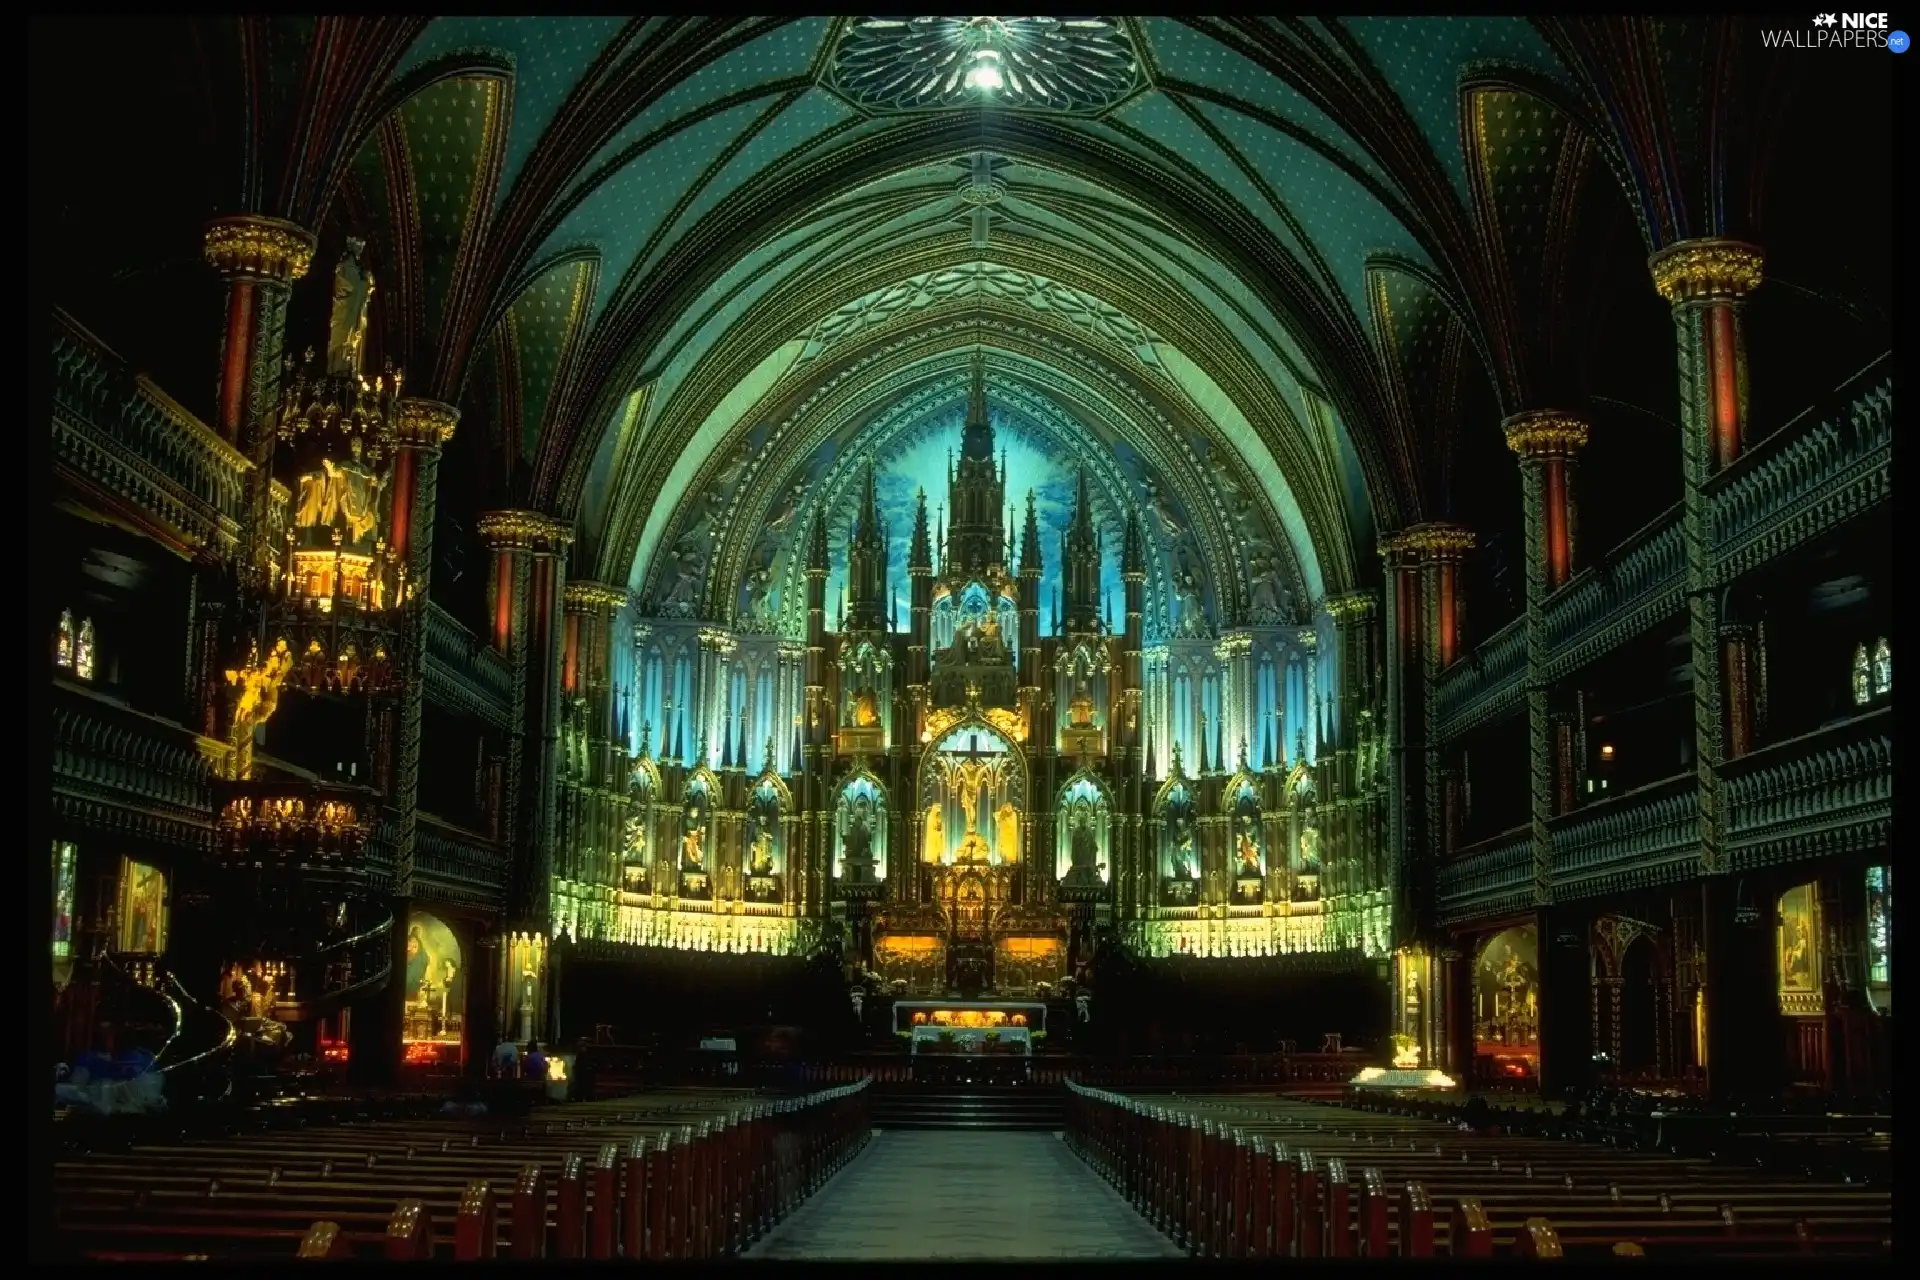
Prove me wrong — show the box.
[224,638,294,779]
[850,685,880,728]
[293,455,387,547]
[1068,678,1096,728]
[922,803,945,863]
[748,829,776,877]
[680,823,705,870]
[1236,820,1261,875]
[994,801,1020,864]
[949,756,998,834]
[327,238,376,379]
[1169,826,1197,880]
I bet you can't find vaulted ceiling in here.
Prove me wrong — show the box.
[37,16,1888,635]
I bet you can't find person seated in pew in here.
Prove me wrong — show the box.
[490,1035,521,1079]
[440,1079,489,1117]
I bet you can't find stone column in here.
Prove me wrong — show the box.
[477,511,574,942]
[1505,413,1590,904]
[1649,239,1763,876]
[1379,536,1423,945]
[563,582,630,915]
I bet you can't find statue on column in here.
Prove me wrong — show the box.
[326,238,376,379]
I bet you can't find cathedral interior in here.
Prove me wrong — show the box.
[35,15,1891,1262]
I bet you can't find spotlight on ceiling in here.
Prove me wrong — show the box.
[966,48,1003,92]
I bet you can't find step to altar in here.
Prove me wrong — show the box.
[871,1085,1064,1131]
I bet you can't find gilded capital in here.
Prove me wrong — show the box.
[1648,238,1764,304]
[476,509,575,555]
[1401,522,1475,563]
[1502,410,1590,459]
[564,581,631,614]
[395,398,460,448]
[203,215,316,286]
[1323,590,1377,623]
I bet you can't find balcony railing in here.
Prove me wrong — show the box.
[50,309,252,556]
[1722,706,1892,872]
[1434,362,1892,743]
[1541,506,1687,684]
[52,679,215,850]
[1549,772,1699,902]
[1436,828,1532,926]
[416,812,510,910]
[1432,616,1527,736]
[1710,355,1892,580]
[424,602,514,727]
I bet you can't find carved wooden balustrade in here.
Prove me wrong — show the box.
[1549,774,1699,902]
[1721,707,1892,873]
[1432,361,1891,745]
[215,779,378,871]
[416,812,511,911]
[424,601,514,728]
[1431,617,1526,738]
[51,309,252,557]
[1710,356,1892,580]
[1435,829,1532,926]
[52,679,216,852]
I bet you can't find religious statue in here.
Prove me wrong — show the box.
[841,814,874,883]
[740,565,776,625]
[224,638,293,779]
[850,685,880,728]
[922,803,945,863]
[1170,826,1197,880]
[680,823,705,870]
[1070,823,1100,875]
[1297,826,1322,876]
[995,800,1020,865]
[1142,480,1184,542]
[950,756,997,836]
[1173,571,1208,637]
[1235,819,1261,876]
[1068,678,1096,729]
[765,483,805,534]
[293,454,387,549]
[326,238,376,379]
[748,829,776,877]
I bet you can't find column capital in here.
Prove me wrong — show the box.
[395,397,460,449]
[1502,410,1590,459]
[1323,590,1377,623]
[203,215,316,285]
[476,509,574,556]
[1649,238,1764,304]
[564,581,630,615]
[1399,522,1475,565]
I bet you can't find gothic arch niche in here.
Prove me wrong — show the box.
[679,769,718,899]
[917,722,1028,868]
[1155,751,1198,907]
[1225,770,1264,905]
[838,639,893,749]
[622,755,660,895]
[833,772,888,887]
[1590,915,1669,1083]
[1057,639,1110,755]
[1057,771,1111,887]
[745,766,790,904]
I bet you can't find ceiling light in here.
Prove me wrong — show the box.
[966,49,1003,92]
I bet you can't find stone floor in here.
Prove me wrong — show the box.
[747,1130,1187,1260]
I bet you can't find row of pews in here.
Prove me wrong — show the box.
[1063,1084,1891,1260]
[52,1083,870,1260]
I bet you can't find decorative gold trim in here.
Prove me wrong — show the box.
[203,216,316,285]
[395,397,460,447]
[1399,522,1476,562]
[476,509,575,554]
[1324,591,1376,622]
[564,581,630,613]
[1502,410,1590,459]
[1648,238,1764,303]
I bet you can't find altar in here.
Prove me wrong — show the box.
[892,999,1048,1038]
[910,1025,1032,1057]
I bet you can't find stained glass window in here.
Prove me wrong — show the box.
[1865,864,1891,988]
[1871,637,1891,699]
[52,841,77,961]
[75,617,97,681]
[1851,643,1871,706]
[56,610,75,669]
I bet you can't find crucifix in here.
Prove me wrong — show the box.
[947,733,1001,836]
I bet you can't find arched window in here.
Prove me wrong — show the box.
[55,611,96,680]
[1871,637,1891,699]
[1852,644,1872,705]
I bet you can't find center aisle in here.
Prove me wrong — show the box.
[747,1130,1187,1260]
